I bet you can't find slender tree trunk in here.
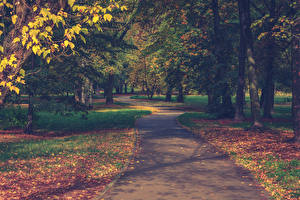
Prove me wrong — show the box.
[239,0,262,127]
[166,86,173,102]
[88,81,93,108]
[24,93,34,134]
[260,88,265,108]
[106,74,114,104]
[235,4,247,120]
[125,83,128,94]
[177,83,184,103]
[292,15,300,143]
[120,84,123,94]
[115,86,120,94]
[81,82,86,105]
[131,87,134,94]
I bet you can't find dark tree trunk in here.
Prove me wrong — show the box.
[124,83,128,94]
[263,0,276,119]
[211,0,233,116]
[166,86,173,102]
[292,15,300,143]
[235,4,247,121]
[106,74,114,105]
[177,83,184,103]
[120,84,123,94]
[115,86,120,94]
[131,87,134,94]
[238,0,262,127]
[260,88,265,108]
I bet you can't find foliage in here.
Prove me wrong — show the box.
[0,0,126,97]
[0,106,27,129]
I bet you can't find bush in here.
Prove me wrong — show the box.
[0,106,27,129]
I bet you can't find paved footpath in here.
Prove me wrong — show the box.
[102,96,270,200]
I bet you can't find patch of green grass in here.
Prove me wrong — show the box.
[92,102,130,107]
[177,112,217,128]
[0,106,150,132]
[35,109,151,132]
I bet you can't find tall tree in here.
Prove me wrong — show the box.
[238,0,262,127]
[235,1,247,121]
[292,3,300,143]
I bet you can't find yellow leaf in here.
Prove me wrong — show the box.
[103,14,112,22]
[20,69,25,76]
[13,37,20,43]
[92,15,99,23]
[33,5,38,12]
[68,0,75,7]
[64,40,69,47]
[0,23,4,27]
[45,26,52,32]
[22,26,29,33]
[46,57,51,64]
[11,15,18,24]
[32,45,39,54]
[13,86,20,94]
[0,46,3,53]
[121,6,128,11]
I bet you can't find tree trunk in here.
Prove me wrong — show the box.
[88,80,93,108]
[260,88,265,108]
[238,0,262,127]
[131,87,134,94]
[81,82,86,105]
[106,74,114,104]
[235,4,247,121]
[263,0,276,119]
[125,83,128,94]
[166,86,173,102]
[177,83,184,103]
[24,93,34,134]
[115,86,120,94]
[120,84,123,94]
[292,15,300,143]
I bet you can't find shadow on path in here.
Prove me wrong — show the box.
[102,96,270,200]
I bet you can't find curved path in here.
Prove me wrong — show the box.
[101,96,270,200]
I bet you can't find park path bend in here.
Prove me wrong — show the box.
[102,96,270,200]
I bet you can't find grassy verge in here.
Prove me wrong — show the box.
[131,95,292,108]
[0,130,137,199]
[36,109,150,133]
[0,106,151,199]
[0,107,150,132]
[178,112,299,200]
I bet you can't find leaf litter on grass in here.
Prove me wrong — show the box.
[181,117,300,200]
[0,129,136,199]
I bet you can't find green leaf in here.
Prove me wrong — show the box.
[80,35,86,44]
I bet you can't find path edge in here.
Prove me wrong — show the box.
[92,127,141,200]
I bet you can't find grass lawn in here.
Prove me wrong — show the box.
[0,104,151,199]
